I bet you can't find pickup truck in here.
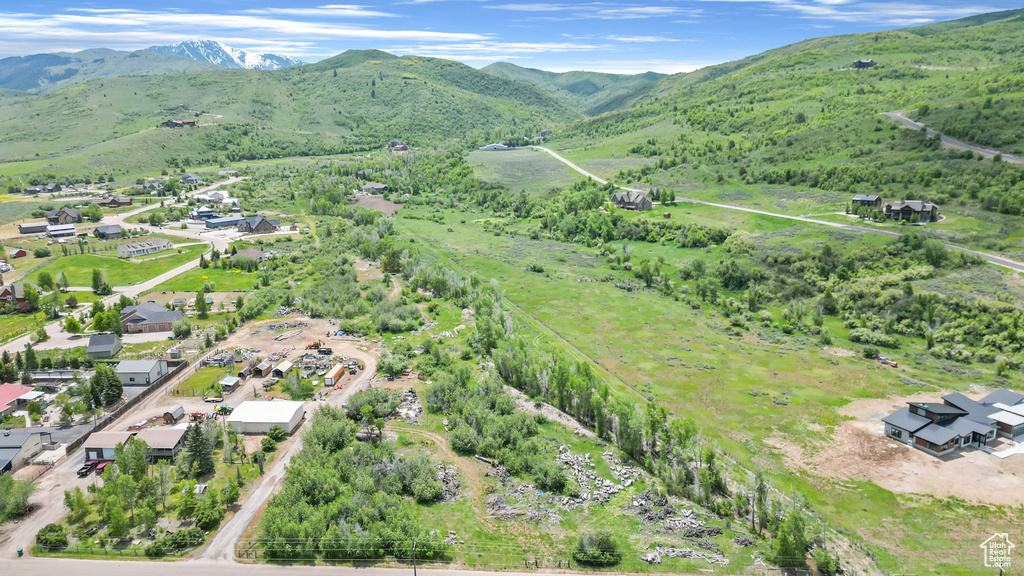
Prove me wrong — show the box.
[77,460,99,477]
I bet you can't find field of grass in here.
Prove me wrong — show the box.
[27,244,206,287]
[467,149,583,196]
[148,266,258,293]
[0,311,45,343]
[397,202,1019,576]
[170,366,235,398]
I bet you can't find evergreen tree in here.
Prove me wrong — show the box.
[91,269,103,292]
[195,289,209,319]
[24,344,38,370]
[179,425,215,478]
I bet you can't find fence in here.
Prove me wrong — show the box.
[38,544,190,558]
[62,359,191,455]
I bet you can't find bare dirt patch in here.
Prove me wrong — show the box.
[768,389,1024,505]
[824,346,855,357]
[354,195,401,215]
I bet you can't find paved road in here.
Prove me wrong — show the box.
[883,111,1024,164]
[531,145,1024,273]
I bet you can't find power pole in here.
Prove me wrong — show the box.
[412,539,417,576]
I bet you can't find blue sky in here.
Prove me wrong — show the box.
[2,1,1020,73]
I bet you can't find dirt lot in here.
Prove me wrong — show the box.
[145,291,246,309]
[768,387,1024,505]
[354,195,402,215]
[354,257,383,282]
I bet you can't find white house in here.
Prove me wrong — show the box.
[115,359,170,387]
[0,429,52,473]
[117,238,172,259]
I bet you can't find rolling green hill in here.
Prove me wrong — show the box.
[0,48,219,93]
[546,8,1024,222]
[481,62,664,115]
[0,50,578,177]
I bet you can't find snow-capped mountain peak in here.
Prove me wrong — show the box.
[145,40,303,71]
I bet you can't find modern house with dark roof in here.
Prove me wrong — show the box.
[881,388,1024,456]
[86,333,122,359]
[0,429,52,474]
[851,194,882,209]
[96,197,132,208]
[612,190,653,211]
[47,207,80,225]
[884,200,939,223]
[360,182,388,194]
[93,224,124,240]
[237,215,280,235]
[852,59,876,69]
[120,302,183,333]
[180,173,202,185]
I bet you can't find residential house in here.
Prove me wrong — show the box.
[852,59,876,69]
[851,194,882,209]
[139,182,164,192]
[612,191,653,211]
[24,187,42,195]
[46,207,80,225]
[96,197,132,208]
[114,359,170,386]
[93,224,124,240]
[86,333,122,359]
[356,169,375,180]
[180,173,202,185]
[17,222,48,235]
[360,182,388,194]
[885,200,939,223]
[388,139,409,152]
[0,383,33,418]
[8,249,27,259]
[135,428,187,459]
[120,302,183,333]
[205,216,244,229]
[191,205,221,220]
[44,183,62,193]
[164,119,197,128]
[237,215,279,235]
[881,388,1024,456]
[117,238,172,258]
[46,224,76,238]
[0,429,53,474]
[0,282,36,306]
[480,143,509,150]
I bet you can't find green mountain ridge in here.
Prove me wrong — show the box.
[0,50,578,176]
[0,48,220,94]
[480,62,665,115]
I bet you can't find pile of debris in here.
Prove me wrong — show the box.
[733,536,754,547]
[396,389,422,424]
[639,546,729,566]
[435,464,461,502]
[682,525,724,539]
[266,352,287,362]
[630,490,706,532]
[602,451,642,485]
[485,494,521,520]
[272,307,305,317]
[266,321,309,331]
[443,530,463,546]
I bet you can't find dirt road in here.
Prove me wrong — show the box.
[883,111,1024,164]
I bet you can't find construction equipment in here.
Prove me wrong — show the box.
[215,404,233,416]
[305,339,324,350]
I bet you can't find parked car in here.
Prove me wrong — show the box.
[77,460,99,477]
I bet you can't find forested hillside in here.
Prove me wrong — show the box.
[481,62,664,115]
[0,50,577,176]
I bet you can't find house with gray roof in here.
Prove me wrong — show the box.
[117,238,171,258]
[0,429,52,474]
[86,333,122,359]
[46,207,80,225]
[612,190,653,211]
[180,173,202,185]
[881,388,1024,456]
[884,200,939,223]
[93,224,124,240]
[115,359,170,386]
[119,302,183,333]
[237,215,280,235]
[851,194,882,209]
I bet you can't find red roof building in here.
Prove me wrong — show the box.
[0,383,34,417]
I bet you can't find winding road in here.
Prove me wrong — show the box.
[529,146,1024,274]
[883,111,1024,164]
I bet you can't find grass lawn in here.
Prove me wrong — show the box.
[396,204,1019,576]
[149,267,258,293]
[0,311,45,343]
[27,244,206,287]
[170,366,236,398]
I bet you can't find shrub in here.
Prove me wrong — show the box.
[36,523,68,549]
[33,247,51,258]
[573,531,622,566]
[261,437,277,452]
[813,546,840,576]
[862,346,879,359]
[849,328,899,349]
[267,425,287,442]
[448,422,480,455]
[533,462,567,492]
[412,476,444,503]
[145,541,166,557]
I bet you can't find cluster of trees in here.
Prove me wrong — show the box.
[43,423,240,554]
[259,406,449,560]
[0,475,34,523]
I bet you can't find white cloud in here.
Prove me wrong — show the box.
[606,35,687,42]
[243,5,398,18]
[545,59,718,74]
